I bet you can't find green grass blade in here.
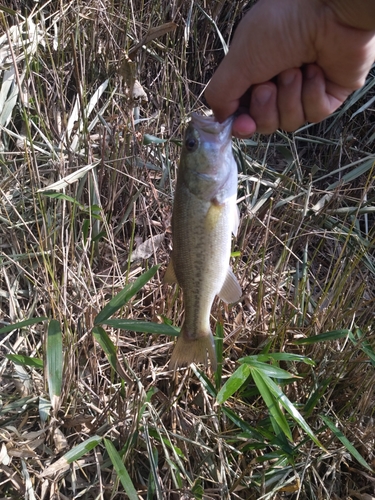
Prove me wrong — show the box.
[350,328,375,366]
[143,134,167,144]
[216,364,251,404]
[214,321,224,389]
[191,364,217,398]
[222,407,267,441]
[251,368,293,441]
[103,319,179,336]
[94,265,160,324]
[0,316,47,334]
[46,319,63,411]
[293,329,350,345]
[304,378,331,417]
[92,326,117,371]
[320,415,373,471]
[39,397,51,423]
[6,354,43,369]
[65,435,102,463]
[326,157,375,190]
[0,4,17,14]
[104,438,139,500]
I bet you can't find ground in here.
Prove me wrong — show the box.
[0,1,375,499]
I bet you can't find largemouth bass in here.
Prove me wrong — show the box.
[165,113,241,370]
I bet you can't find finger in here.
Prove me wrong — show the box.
[302,64,352,122]
[232,114,257,138]
[249,82,279,135]
[277,68,306,131]
[205,55,250,123]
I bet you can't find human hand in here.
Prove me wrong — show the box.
[205,0,375,137]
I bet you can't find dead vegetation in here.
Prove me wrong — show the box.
[0,0,375,499]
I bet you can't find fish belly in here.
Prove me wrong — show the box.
[172,185,233,340]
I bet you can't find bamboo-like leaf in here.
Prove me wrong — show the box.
[147,428,184,458]
[104,439,139,500]
[0,316,47,334]
[37,163,98,192]
[94,265,160,324]
[0,396,38,416]
[293,329,349,345]
[240,359,298,379]
[46,319,63,411]
[41,191,85,208]
[216,364,251,404]
[260,372,324,449]
[241,353,315,366]
[6,354,43,369]
[320,415,373,471]
[251,368,292,441]
[103,319,179,336]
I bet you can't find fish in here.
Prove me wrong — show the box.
[165,113,241,370]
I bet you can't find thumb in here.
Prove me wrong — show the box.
[205,50,252,122]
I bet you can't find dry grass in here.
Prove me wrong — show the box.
[1,1,375,499]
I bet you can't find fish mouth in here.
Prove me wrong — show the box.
[190,112,233,137]
[195,171,214,182]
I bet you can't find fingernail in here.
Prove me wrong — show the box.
[254,86,272,105]
[305,65,317,80]
[280,71,296,86]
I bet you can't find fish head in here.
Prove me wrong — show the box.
[178,113,237,201]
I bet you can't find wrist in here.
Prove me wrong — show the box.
[322,0,375,30]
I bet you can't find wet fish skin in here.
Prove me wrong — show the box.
[166,113,241,370]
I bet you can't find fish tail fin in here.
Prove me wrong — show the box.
[169,328,217,371]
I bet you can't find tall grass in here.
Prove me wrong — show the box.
[0,1,374,498]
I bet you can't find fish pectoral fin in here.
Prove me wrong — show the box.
[218,267,241,303]
[205,201,223,232]
[232,204,240,236]
[164,258,178,284]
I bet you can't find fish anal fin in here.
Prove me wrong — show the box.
[218,267,241,304]
[169,328,217,371]
[164,258,178,284]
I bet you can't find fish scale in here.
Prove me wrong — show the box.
[164,113,241,370]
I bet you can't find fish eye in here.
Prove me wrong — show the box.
[185,136,198,152]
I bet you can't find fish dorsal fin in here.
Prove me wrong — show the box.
[164,258,178,284]
[218,267,241,303]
